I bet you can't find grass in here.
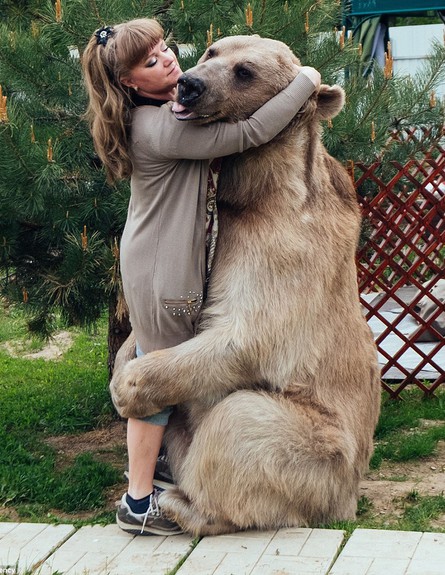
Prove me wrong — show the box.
[371,389,445,469]
[329,491,445,536]
[0,300,120,522]
[400,493,445,531]
[0,300,444,533]
[355,490,445,533]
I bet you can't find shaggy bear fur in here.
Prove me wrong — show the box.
[110,35,381,535]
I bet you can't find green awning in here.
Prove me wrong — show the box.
[349,0,445,16]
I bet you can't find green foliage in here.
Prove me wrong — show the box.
[395,14,443,26]
[370,389,445,469]
[400,494,445,531]
[323,40,445,165]
[1,447,119,514]
[375,389,445,437]
[170,0,341,57]
[0,0,47,26]
[0,7,130,335]
[356,494,373,516]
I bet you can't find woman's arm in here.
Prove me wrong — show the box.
[133,67,320,160]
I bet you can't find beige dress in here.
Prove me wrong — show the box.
[120,73,316,354]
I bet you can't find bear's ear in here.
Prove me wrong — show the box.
[315,84,345,120]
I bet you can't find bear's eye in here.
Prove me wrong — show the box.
[206,48,215,60]
[235,66,253,80]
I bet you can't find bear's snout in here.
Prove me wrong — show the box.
[177,74,206,106]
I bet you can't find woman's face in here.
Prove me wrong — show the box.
[121,38,182,100]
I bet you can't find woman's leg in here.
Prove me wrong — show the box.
[116,342,181,534]
[127,417,164,499]
[117,415,182,535]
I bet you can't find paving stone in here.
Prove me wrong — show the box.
[406,532,445,575]
[409,531,445,562]
[38,525,131,575]
[177,528,345,575]
[177,530,277,574]
[251,555,340,575]
[0,523,75,574]
[38,524,194,575]
[106,533,195,575]
[0,524,18,537]
[365,559,411,575]
[328,529,445,575]
[329,555,410,575]
[405,560,445,575]
[253,528,345,575]
[333,528,423,561]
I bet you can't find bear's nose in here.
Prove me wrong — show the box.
[177,74,206,106]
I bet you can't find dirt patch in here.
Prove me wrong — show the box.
[360,440,445,527]
[44,420,127,462]
[3,330,73,360]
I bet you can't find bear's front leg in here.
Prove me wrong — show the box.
[110,328,258,419]
[110,349,183,419]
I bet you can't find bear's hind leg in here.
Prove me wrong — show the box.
[172,390,357,533]
[159,488,238,536]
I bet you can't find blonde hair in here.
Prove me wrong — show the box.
[82,18,164,183]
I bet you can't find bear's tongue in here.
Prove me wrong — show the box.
[172,101,198,120]
[172,102,186,113]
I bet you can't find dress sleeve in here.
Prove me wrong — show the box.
[137,71,316,160]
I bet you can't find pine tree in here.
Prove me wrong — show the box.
[1,0,444,373]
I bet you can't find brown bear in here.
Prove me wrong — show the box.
[110,35,381,535]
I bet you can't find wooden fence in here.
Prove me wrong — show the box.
[354,133,445,398]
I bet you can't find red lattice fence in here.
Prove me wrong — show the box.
[354,130,445,398]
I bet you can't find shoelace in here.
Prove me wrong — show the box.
[140,490,161,534]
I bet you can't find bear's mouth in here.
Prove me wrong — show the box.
[172,101,216,121]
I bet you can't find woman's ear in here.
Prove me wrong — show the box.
[121,77,135,89]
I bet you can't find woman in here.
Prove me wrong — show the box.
[82,18,320,536]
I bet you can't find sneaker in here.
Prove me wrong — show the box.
[116,490,183,536]
[154,454,175,489]
[154,454,174,485]
[124,454,175,490]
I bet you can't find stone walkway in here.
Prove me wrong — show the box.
[1,522,445,575]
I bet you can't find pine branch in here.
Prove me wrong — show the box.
[0,123,35,179]
[352,79,391,135]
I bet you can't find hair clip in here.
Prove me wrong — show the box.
[95,26,114,46]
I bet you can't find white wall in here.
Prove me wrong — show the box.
[389,23,445,97]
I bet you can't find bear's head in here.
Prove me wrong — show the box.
[173,35,344,125]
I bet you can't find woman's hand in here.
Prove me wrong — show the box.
[293,65,321,91]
